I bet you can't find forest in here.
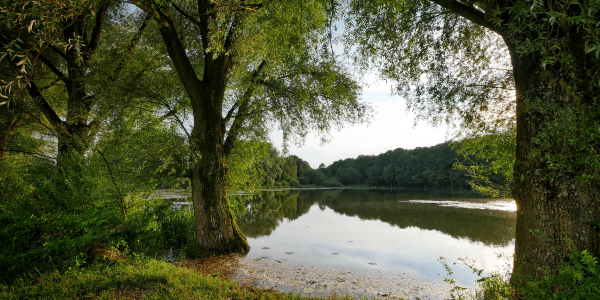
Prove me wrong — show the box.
[259,142,487,190]
[1,0,599,299]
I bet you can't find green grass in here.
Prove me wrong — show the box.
[0,258,311,300]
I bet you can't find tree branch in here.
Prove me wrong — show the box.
[32,50,72,90]
[223,14,240,53]
[83,5,109,62]
[40,78,63,91]
[158,21,204,116]
[428,0,504,35]
[13,105,55,133]
[172,2,203,30]
[164,105,191,140]
[129,0,171,27]
[198,0,215,51]
[208,0,263,12]
[48,44,68,61]
[223,61,266,156]
[97,148,127,221]
[464,84,514,90]
[20,70,65,132]
[1,149,55,159]
[102,13,151,88]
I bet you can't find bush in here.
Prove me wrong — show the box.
[323,177,343,187]
[440,248,600,300]
[0,157,123,283]
[517,248,600,300]
[288,178,301,187]
[124,199,196,257]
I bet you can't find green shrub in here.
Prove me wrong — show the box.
[516,248,600,300]
[0,157,123,283]
[124,199,196,257]
[323,177,343,187]
[440,248,600,300]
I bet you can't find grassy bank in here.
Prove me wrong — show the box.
[0,258,312,300]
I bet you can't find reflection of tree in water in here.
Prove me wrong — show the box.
[237,189,515,246]
[324,189,516,246]
[236,190,319,237]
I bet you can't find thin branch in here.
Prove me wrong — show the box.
[97,148,127,221]
[223,61,266,156]
[40,78,63,91]
[464,84,514,90]
[19,68,65,132]
[129,0,170,27]
[82,5,108,62]
[1,149,55,159]
[13,105,55,133]
[208,0,263,12]
[48,44,68,61]
[223,14,240,52]
[32,51,72,89]
[103,13,151,86]
[162,104,191,139]
[172,2,202,30]
[223,60,266,125]
[428,0,504,35]
[223,100,242,125]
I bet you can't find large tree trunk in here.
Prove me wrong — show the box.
[190,147,250,254]
[188,83,250,255]
[155,12,251,255]
[507,41,600,282]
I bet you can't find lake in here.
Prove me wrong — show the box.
[234,188,516,291]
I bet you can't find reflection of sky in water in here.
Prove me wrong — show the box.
[246,204,514,286]
[403,199,517,212]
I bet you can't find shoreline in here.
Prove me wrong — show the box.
[179,252,473,299]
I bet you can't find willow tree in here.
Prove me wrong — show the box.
[129,0,370,254]
[0,0,152,160]
[346,0,599,286]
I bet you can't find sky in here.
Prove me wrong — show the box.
[269,78,450,169]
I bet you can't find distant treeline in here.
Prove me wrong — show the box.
[259,142,479,189]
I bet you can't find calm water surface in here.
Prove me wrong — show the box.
[235,188,516,286]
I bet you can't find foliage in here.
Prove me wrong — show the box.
[0,258,311,300]
[516,248,600,300]
[0,0,98,97]
[440,249,600,300]
[0,156,123,283]
[92,113,189,195]
[124,199,197,258]
[227,140,270,212]
[344,0,514,129]
[453,127,516,198]
[438,257,470,300]
[259,143,314,188]
[264,141,510,190]
[322,143,474,189]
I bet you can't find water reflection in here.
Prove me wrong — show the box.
[237,189,516,246]
[235,189,516,285]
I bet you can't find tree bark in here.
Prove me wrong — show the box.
[156,10,250,255]
[506,39,600,282]
[190,141,250,254]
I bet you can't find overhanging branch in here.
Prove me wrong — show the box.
[428,0,504,35]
